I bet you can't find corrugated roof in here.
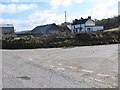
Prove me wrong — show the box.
[0,24,14,27]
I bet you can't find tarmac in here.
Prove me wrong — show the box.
[1,44,119,88]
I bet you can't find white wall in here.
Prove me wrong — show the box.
[93,26,104,31]
[71,25,75,33]
[71,24,86,33]
[75,24,80,28]
[67,25,71,30]
[81,24,85,31]
[71,19,103,33]
[71,25,104,33]
[85,27,93,31]
[85,19,95,26]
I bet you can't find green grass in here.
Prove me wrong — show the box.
[104,27,119,32]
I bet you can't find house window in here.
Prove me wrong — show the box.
[77,29,80,33]
[80,27,82,31]
[76,29,78,32]
[87,28,91,31]
[73,29,76,33]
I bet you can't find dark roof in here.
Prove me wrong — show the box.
[32,24,57,33]
[72,19,88,25]
[32,23,70,34]
[0,24,14,27]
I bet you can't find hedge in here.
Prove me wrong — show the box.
[1,31,120,49]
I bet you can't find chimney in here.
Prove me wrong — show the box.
[81,17,83,20]
[88,16,91,19]
[75,19,78,21]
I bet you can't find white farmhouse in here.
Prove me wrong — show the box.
[71,16,104,33]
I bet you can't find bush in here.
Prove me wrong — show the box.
[1,30,120,49]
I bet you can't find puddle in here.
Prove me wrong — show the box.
[97,74,109,77]
[81,69,93,73]
[56,68,65,71]
[58,63,62,66]
[16,76,31,80]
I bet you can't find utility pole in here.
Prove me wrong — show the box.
[65,11,67,23]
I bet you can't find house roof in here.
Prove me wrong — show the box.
[72,16,94,25]
[0,24,14,27]
[32,23,70,34]
[72,19,89,25]
[32,24,59,33]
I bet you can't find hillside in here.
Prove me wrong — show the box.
[104,27,120,32]
[95,16,120,30]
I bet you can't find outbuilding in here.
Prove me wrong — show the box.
[0,24,14,34]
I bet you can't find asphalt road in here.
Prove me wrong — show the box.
[2,44,119,88]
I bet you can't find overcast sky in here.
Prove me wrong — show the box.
[0,0,119,31]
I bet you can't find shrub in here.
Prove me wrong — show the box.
[1,30,120,49]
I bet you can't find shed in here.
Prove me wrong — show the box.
[0,24,14,34]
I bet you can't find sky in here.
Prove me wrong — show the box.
[0,0,119,31]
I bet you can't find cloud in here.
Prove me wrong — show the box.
[50,0,62,9]
[50,0,84,9]
[87,0,119,20]
[75,0,84,3]
[28,10,75,26]
[0,18,31,31]
[0,0,20,2]
[0,0,119,31]
[0,10,75,31]
[0,4,38,13]
[0,0,50,2]
[9,0,20,2]
[118,1,120,15]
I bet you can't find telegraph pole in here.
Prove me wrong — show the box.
[65,11,67,23]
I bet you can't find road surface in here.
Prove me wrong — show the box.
[2,44,119,88]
